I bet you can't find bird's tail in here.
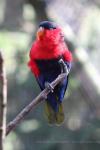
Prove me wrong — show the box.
[44,100,64,125]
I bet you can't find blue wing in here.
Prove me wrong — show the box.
[35,59,71,125]
[36,72,68,111]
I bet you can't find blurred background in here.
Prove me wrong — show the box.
[0,0,100,149]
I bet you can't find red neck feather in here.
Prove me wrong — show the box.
[30,28,67,59]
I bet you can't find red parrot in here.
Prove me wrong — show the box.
[28,21,72,125]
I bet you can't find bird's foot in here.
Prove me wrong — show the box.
[59,59,65,66]
[59,59,69,75]
[45,82,54,93]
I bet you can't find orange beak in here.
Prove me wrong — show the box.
[37,27,45,40]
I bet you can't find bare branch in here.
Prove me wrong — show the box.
[0,52,7,150]
[6,73,67,136]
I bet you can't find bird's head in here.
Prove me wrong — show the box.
[36,21,64,47]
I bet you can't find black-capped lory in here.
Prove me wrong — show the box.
[28,21,72,125]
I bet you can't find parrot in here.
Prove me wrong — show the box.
[28,21,72,125]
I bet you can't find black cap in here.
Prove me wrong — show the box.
[39,21,57,30]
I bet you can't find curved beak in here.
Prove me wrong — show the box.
[37,27,45,40]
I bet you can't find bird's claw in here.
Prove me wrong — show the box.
[45,82,54,93]
[59,59,69,75]
[59,59,65,65]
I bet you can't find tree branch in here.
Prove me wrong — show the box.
[6,73,67,136]
[0,52,7,150]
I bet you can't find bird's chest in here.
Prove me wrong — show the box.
[35,58,61,74]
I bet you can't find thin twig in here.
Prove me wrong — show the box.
[6,73,67,136]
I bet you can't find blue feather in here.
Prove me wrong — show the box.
[35,58,69,112]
